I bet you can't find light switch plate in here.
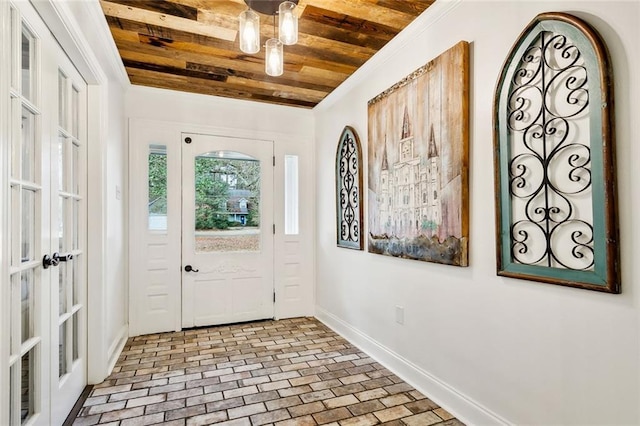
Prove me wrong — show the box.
[395,306,404,325]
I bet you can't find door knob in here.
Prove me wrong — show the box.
[53,252,73,262]
[42,254,59,269]
[184,265,199,273]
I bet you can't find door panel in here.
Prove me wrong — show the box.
[3,2,87,425]
[182,134,274,327]
[50,53,87,425]
[7,5,49,425]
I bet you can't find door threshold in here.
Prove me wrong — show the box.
[62,385,94,426]
[184,317,275,331]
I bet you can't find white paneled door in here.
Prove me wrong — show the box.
[3,2,87,425]
[181,134,274,327]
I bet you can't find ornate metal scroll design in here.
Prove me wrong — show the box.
[337,128,362,248]
[507,31,594,271]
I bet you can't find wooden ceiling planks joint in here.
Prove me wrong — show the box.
[100,0,435,108]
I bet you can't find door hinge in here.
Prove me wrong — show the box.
[273,224,275,234]
[273,292,276,303]
[273,155,275,166]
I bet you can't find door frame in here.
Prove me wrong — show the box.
[0,2,125,424]
[129,118,314,337]
[129,121,278,335]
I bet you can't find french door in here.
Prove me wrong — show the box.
[3,2,87,425]
[181,134,274,327]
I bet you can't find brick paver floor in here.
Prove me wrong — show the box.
[74,317,464,425]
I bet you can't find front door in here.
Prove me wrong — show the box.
[3,2,87,424]
[181,133,274,327]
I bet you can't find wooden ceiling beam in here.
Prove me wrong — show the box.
[374,0,434,15]
[127,67,319,107]
[103,0,199,20]
[115,40,348,89]
[299,0,417,29]
[301,5,397,43]
[101,0,237,41]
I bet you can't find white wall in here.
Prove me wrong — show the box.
[126,86,316,326]
[314,1,640,424]
[105,85,127,364]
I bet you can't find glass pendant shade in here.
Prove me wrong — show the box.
[265,38,284,76]
[239,9,260,54]
[278,1,298,45]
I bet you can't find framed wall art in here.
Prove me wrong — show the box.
[367,41,469,266]
[336,126,364,250]
[493,13,620,292]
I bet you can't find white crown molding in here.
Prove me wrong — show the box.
[315,307,510,426]
[313,0,463,112]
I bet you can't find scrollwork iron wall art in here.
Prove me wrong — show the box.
[336,126,364,250]
[494,13,619,292]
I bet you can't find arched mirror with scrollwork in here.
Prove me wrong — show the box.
[493,12,620,292]
[336,126,364,250]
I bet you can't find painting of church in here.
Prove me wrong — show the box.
[378,107,442,238]
[367,41,469,266]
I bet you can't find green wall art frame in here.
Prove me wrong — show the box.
[493,12,620,292]
[336,126,364,250]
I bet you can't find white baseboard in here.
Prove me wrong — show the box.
[106,324,128,376]
[315,307,509,426]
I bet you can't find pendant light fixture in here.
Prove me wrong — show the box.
[238,8,260,54]
[238,0,299,76]
[265,37,283,76]
[278,1,298,45]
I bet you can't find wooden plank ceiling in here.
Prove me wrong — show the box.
[100,0,435,108]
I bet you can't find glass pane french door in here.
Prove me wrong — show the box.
[50,59,87,425]
[3,2,87,425]
[7,6,47,425]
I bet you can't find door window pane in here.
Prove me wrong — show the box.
[73,200,80,250]
[58,71,67,128]
[148,144,167,231]
[72,313,79,361]
[59,324,67,377]
[58,135,66,191]
[10,364,16,425]
[72,87,79,137]
[73,254,80,305]
[21,190,35,262]
[72,142,79,194]
[21,269,34,343]
[284,155,299,235]
[20,348,36,423]
[21,27,34,101]
[194,151,260,252]
[11,186,19,266]
[11,6,17,88]
[58,196,66,252]
[21,107,35,182]
[59,262,67,315]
